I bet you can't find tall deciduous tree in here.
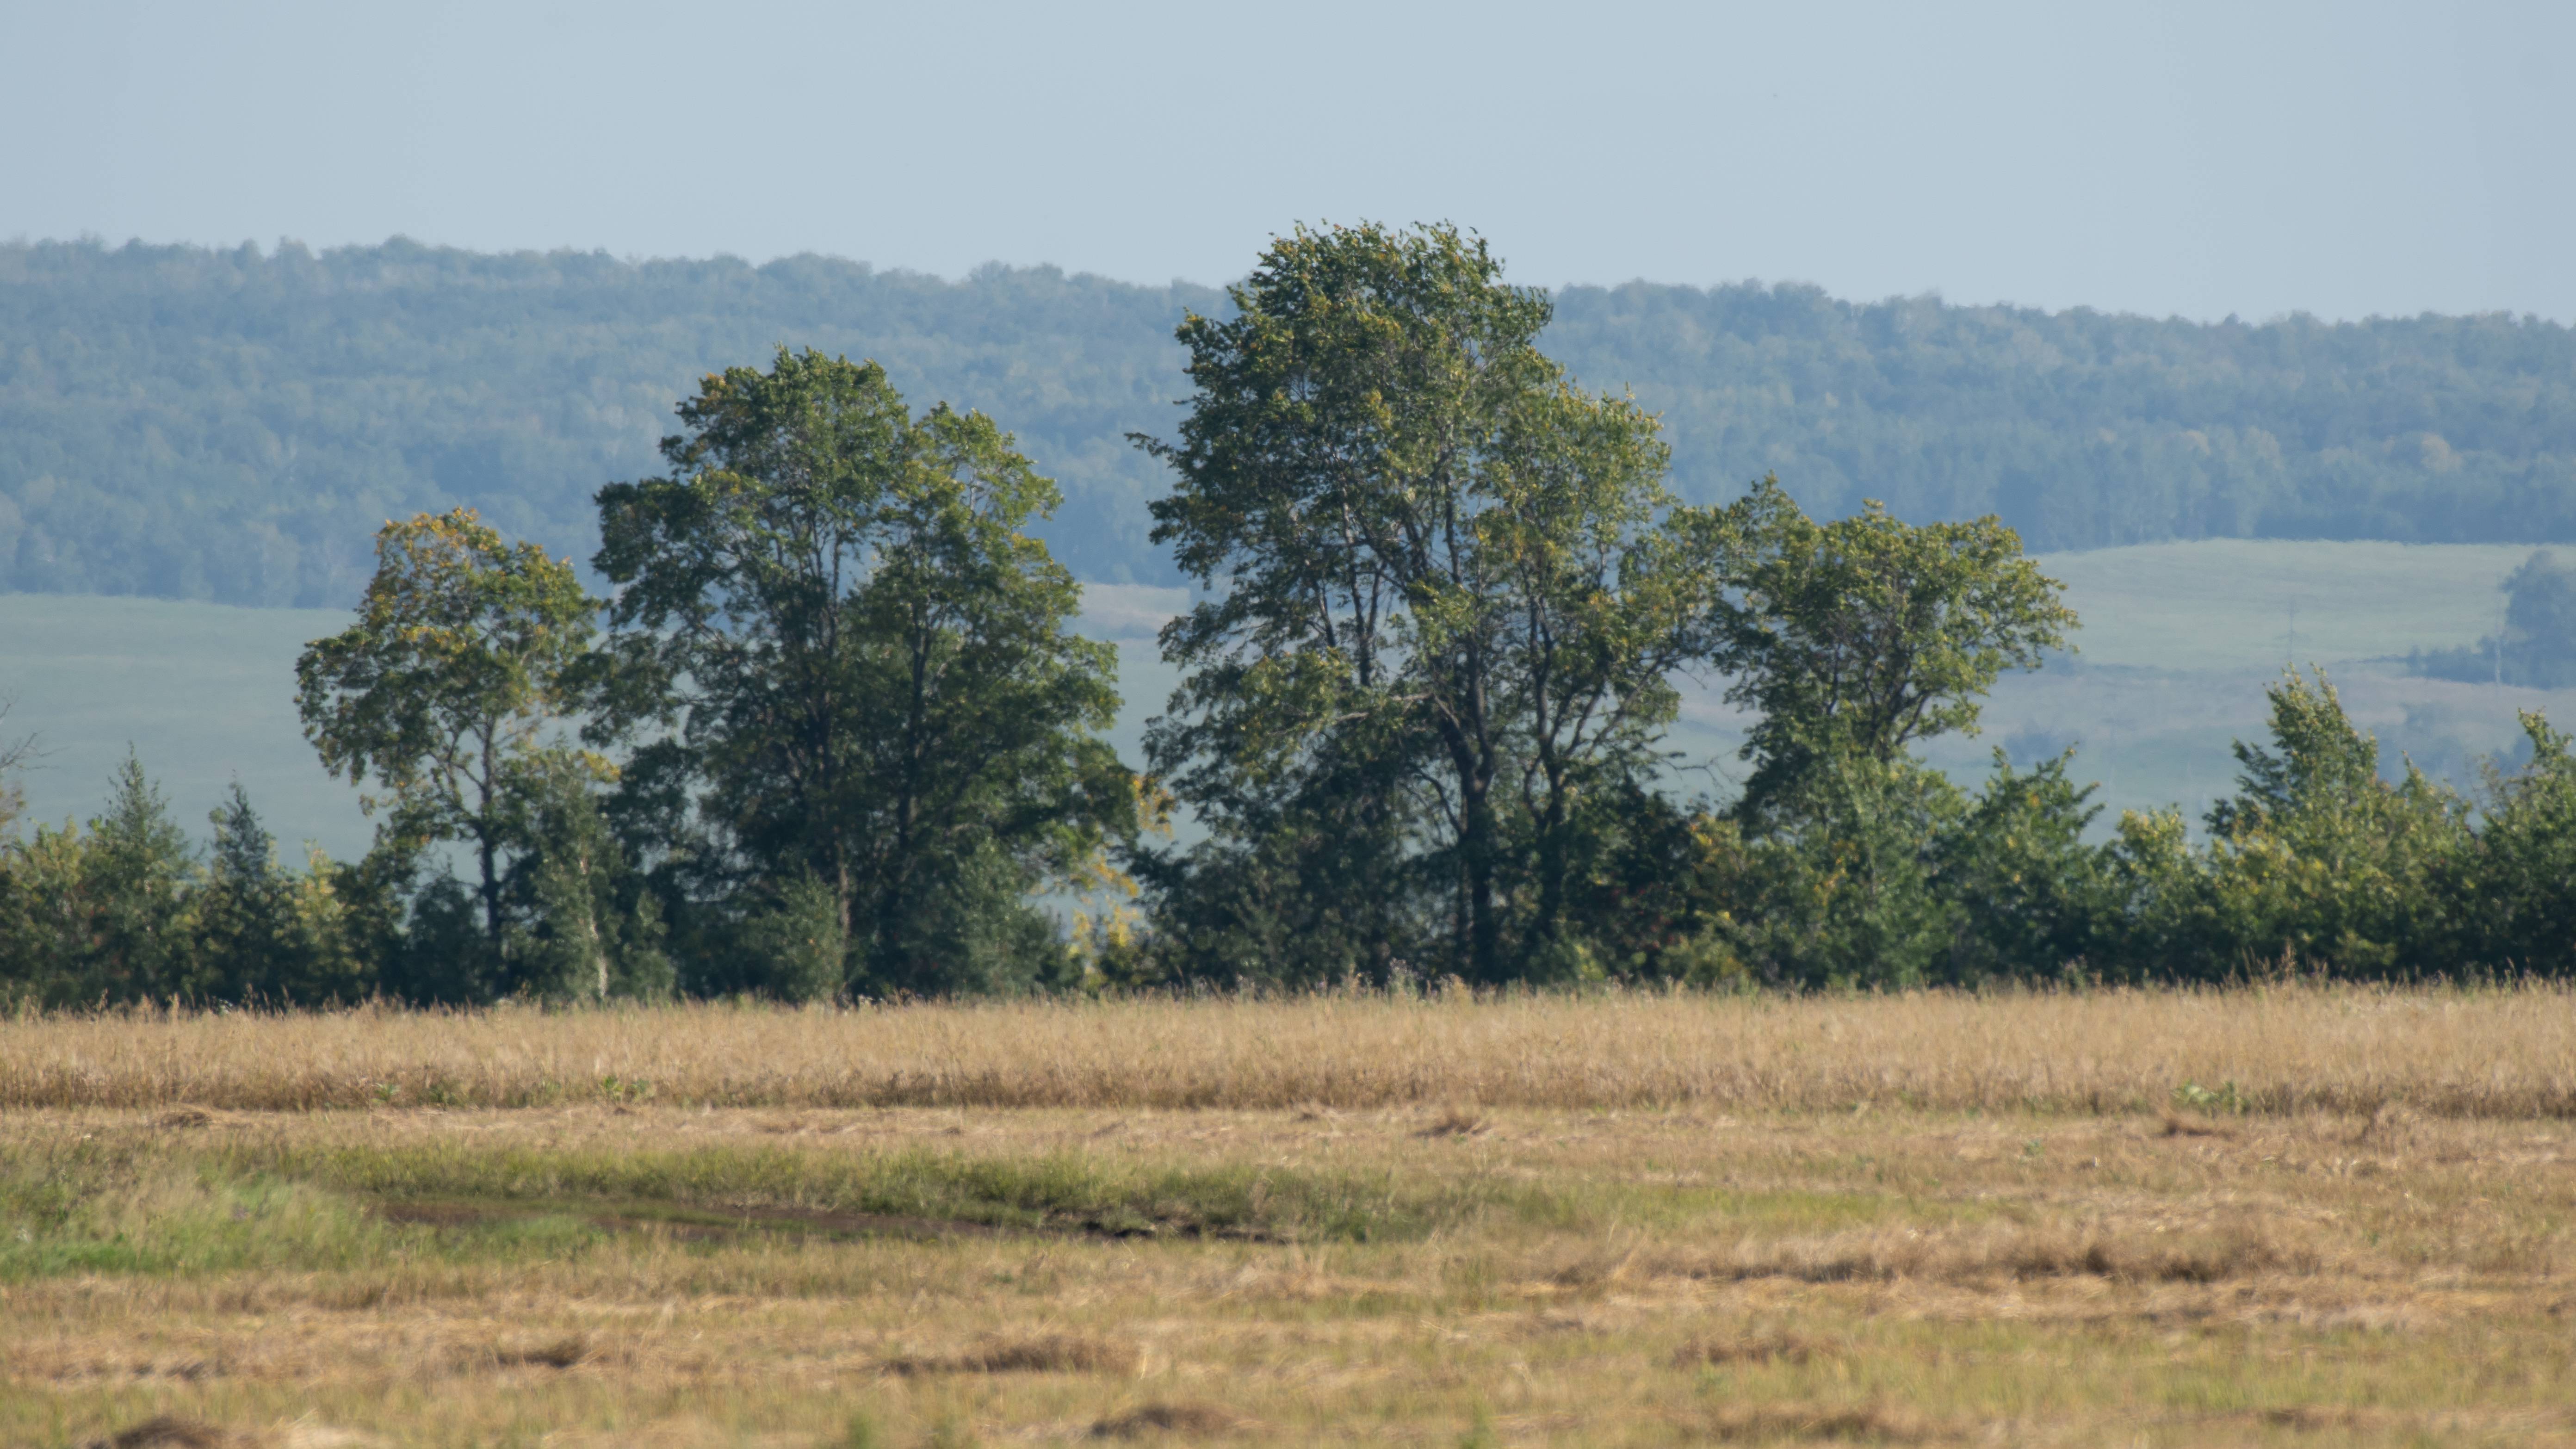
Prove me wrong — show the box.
[1140,223,1712,984]
[594,348,1131,996]
[296,508,597,948]
[1688,476,2076,823]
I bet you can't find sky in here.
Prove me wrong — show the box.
[3,0,2571,321]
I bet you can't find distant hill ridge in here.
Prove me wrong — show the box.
[3,236,2570,607]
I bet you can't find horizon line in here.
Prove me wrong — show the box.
[6,231,2567,331]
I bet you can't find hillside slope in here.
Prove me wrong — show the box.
[4,239,2571,607]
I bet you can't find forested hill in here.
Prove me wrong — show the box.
[0,241,1222,604]
[4,237,2571,607]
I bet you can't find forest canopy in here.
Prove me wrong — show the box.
[2,236,2571,607]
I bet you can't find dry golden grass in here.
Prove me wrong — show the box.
[77,1418,381,1449]
[13,991,2576,1445]
[8,981,2576,1116]
[12,1096,2576,1445]
[1086,1402,1250,1440]
[881,1333,1145,1378]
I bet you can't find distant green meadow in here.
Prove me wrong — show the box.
[2,538,2567,858]
[0,590,1184,862]
[2038,538,2539,672]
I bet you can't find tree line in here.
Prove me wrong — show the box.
[3,223,2572,1006]
[2412,549,2576,689]
[3,233,2572,608]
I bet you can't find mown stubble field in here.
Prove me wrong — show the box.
[8,989,2576,1447]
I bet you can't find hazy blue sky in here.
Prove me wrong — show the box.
[5,0,2569,320]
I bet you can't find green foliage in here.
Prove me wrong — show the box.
[504,752,672,1002]
[1656,746,2119,991]
[1124,226,2576,994]
[191,782,374,1004]
[1584,479,2082,989]
[1706,751,1965,988]
[1692,475,2074,822]
[0,757,383,1006]
[2108,671,2476,980]
[2455,714,2576,975]
[594,348,1131,997]
[194,781,294,996]
[83,752,196,1000]
[296,507,597,949]
[1139,222,1709,985]
[384,872,501,1006]
[0,796,105,1003]
[1934,752,2118,985]
[1123,767,1430,991]
[2,349,1132,1007]
[742,874,848,1004]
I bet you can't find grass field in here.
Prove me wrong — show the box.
[2031,539,2541,675]
[11,989,2576,1448]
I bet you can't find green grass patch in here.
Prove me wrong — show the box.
[7,1131,1927,1285]
[0,1133,1592,1281]
[222,1138,1536,1243]
[0,1135,393,1281]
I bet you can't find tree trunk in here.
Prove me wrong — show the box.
[1530,800,1569,963]
[1462,780,1501,983]
[1440,714,1501,984]
[578,847,606,1000]
[476,726,505,951]
[478,833,502,950]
